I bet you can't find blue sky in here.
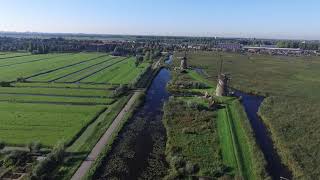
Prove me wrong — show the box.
[0,0,319,39]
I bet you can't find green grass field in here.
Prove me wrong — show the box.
[0,52,150,149]
[0,53,60,67]
[0,94,114,105]
[81,58,150,84]
[0,102,105,146]
[0,53,104,82]
[0,52,31,59]
[56,57,127,83]
[13,82,114,89]
[29,55,114,82]
[0,87,111,97]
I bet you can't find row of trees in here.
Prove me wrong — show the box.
[0,37,142,53]
[1,35,319,55]
[29,42,49,54]
[276,41,319,50]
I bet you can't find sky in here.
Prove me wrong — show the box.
[0,0,319,40]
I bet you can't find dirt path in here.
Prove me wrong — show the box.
[71,92,140,180]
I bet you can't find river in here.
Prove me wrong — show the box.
[94,68,171,179]
[234,91,292,180]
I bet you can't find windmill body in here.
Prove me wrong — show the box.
[215,55,230,96]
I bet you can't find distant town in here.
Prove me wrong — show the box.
[0,32,319,57]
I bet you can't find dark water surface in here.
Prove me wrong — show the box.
[234,91,292,180]
[96,68,171,179]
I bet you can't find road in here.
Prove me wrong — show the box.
[71,92,140,180]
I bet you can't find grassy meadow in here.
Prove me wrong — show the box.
[0,102,105,146]
[175,51,320,178]
[259,97,320,179]
[0,52,149,148]
[175,51,320,98]
[163,97,224,178]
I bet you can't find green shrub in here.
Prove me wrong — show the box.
[3,150,30,167]
[185,161,197,174]
[0,140,5,150]
[171,155,185,169]
[28,141,42,153]
[0,81,11,87]
[112,84,129,97]
[32,142,65,179]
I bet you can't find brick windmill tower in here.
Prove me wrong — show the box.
[216,55,230,96]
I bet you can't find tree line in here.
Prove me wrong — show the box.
[276,40,319,50]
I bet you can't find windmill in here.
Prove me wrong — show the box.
[180,50,188,70]
[215,54,231,96]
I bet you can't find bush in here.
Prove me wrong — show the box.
[32,142,65,179]
[171,155,185,169]
[28,141,42,153]
[51,142,65,163]
[219,175,233,180]
[0,81,11,87]
[112,84,129,97]
[3,150,31,167]
[185,161,197,174]
[17,77,27,82]
[32,157,54,179]
[0,141,5,150]
[135,55,143,67]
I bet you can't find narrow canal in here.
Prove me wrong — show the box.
[95,68,171,179]
[234,91,292,180]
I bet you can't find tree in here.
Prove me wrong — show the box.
[32,142,65,179]
[151,49,161,60]
[3,150,30,167]
[113,84,129,97]
[17,77,27,82]
[276,41,288,48]
[0,81,11,87]
[144,51,151,61]
[51,142,65,163]
[27,141,42,153]
[135,55,143,67]
[0,140,5,150]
